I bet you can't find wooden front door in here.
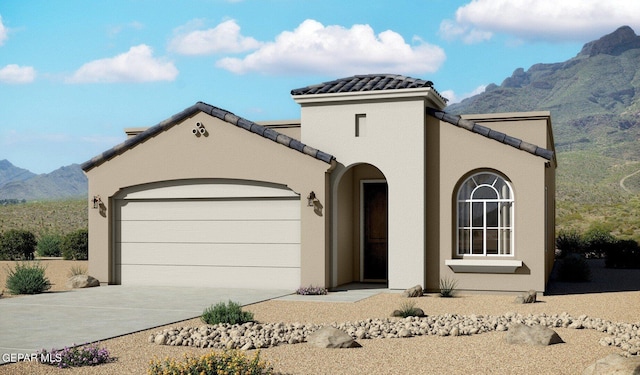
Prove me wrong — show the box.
[363,182,388,281]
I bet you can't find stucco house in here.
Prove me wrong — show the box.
[82,74,556,293]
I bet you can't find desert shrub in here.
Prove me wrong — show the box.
[61,229,88,260]
[605,239,640,269]
[439,277,458,297]
[392,301,424,318]
[555,229,585,258]
[5,261,51,294]
[67,265,88,277]
[295,285,328,295]
[0,229,37,260]
[37,233,62,257]
[583,226,616,259]
[148,350,274,375]
[201,300,254,325]
[39,343,112,368]
[557,253,591,282]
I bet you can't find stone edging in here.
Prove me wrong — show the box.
[149,312,640,357]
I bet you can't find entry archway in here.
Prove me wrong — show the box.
[332,163,388,286]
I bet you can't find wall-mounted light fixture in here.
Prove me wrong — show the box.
[307,191,317,207]
[92,195,102,209]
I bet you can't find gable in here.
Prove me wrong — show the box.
[81,101,334,172]
[427,108,555,162]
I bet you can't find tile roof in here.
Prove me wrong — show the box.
[427,108,554,161]
[291,74,447,101]
[81,102,335,171]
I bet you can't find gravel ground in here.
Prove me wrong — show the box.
[1,259,639,374]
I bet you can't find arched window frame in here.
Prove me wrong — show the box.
[456,172,514,256]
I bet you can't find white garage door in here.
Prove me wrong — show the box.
[114,181,301,289]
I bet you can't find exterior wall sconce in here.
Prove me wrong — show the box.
[92,195,102,209]
[307,191,317,207]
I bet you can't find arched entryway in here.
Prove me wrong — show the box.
[332,163,388,286]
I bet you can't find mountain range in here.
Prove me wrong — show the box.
[2,26,640,213]
[0,160,87,201]
[448,25,640,208]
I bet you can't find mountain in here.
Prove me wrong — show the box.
[446,26,640,238]
[447,26,640,205]
[0,162,87,201]
[0,159,36,187]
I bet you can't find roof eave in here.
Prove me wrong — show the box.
[293,87,447,109]
[427,108,555,162]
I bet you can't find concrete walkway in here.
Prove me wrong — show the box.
[0,285,290,365]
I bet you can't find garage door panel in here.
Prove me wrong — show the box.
[119,264,300,289]
[114,182,302,289]
[118,220,300,244]
[119,199,300,221]
[116,243,300,267]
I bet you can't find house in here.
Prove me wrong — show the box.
[82,74,556,293]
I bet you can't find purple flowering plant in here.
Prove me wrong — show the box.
[295,285,328,295]
[38,343,112,368]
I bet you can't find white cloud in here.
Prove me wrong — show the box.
[441,0,640,43]
[0,64,36,84]
[0,15,7,46]
[169,19,262,55]
[216,19,446,76]
[108,21,144,38]
[442,84,487,104]
[67,44,178,83]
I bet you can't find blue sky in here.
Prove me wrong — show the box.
[1,0,639,174]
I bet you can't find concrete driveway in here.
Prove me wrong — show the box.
[0,285,290,365]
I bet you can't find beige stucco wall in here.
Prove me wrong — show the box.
[298,96,430,289]
[85,111,333,287]
[432,112,555,293]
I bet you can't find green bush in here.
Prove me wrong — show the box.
[605,239,640,269]
[583,226,616,259]
[201,300,254,325]
[555,229,585,258]
[5,261,51,294]
[0,229,37,260]
[61,229,88,260]
[37,233,63,257]
[148,350,275,375]
[392,301,425,318]
[557,253,591,282]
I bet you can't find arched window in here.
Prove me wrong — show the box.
[457,172,514,256]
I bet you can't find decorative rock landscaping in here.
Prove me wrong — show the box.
[149,312,640,357]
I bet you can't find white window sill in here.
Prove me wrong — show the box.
[445,259,523,274]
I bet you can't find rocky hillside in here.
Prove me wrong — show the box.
[448,26,640,204]
[0,160,87,201]
[446,26,640,237]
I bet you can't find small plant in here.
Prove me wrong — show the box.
[37,233,63,257]
[61,229,88,260]
[148,350,274,375]
[439,277,458,298]
[295,285,328,295]
[392,301,425,318]
[67,265,88,277]
[5,261,51,295]
[201,300,254,325]
[39,343,112,368]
